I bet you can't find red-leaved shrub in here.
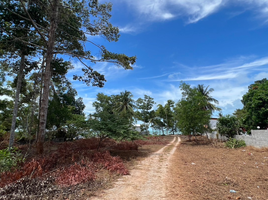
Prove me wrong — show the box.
[55,161,95,186]
[92,151,129,175]
[0,159,43,187]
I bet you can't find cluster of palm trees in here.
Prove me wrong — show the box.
[113,84,220,135]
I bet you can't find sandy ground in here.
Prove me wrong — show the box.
[166,136,268,200]
[90,136,180,200]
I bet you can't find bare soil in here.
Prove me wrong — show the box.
[167,136,268,200]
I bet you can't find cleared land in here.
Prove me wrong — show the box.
[167,136,268,200]
[1,135,268,199]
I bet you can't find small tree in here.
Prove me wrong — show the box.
[217,115,239,138]
[89,93,140,148]
[136,95,156,134]
[175,83,211,140]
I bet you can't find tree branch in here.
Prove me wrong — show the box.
[75,56,93,71]
[19,0,48,45]
[53,49,124,66]
[0,27,47,51]
[5,7,49,32]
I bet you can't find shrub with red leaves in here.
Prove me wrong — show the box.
[55,161,95,186]
[112,141,139,150]
[1,137,162,188]
[0,159,43,187]
[92,151,129,175]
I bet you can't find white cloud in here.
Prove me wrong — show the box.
[140,55,268,116]
[116,0,268,24]
[254,72,268,81]
[118,0,225,23]
[68,61,134,83]
[81,97,96,114]
[212,85,246,107]
[131,88,153,97]
[236,57,268,69]
[168,56,268,82]
[139,73,170,80]
[132,64,143,69]
[220,99,243,116]
[162,13,175,20]
[119,25,138,33]
[240,0,268,19]
[155,84,182,103]
[182,72,237,81]
[69,61,84,73]
[178,0,224,23]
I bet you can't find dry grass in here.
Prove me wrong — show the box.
[167,136,268,200]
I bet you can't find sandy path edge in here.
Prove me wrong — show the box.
[90,136,180,200]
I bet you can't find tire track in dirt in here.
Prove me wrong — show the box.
[90,136,181,200]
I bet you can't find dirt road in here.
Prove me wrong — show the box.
[90,136,180,200]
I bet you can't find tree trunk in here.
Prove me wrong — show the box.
[36,56,45,142]
[9,54,25,148]
[37,0,59,154]
[188,135,192,141]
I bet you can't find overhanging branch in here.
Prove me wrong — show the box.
[19,0,48,46]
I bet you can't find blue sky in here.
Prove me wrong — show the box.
[67,0,268,117]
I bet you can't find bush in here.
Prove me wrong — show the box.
[225,138,246,149]
[56,162,95,186]
[217,115,239,138]
[0,147,25,173]
[0,125,7,143]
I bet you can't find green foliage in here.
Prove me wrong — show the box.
[140,124,149,135]
[89,93,140,141]
[1,0,136,152]
[0,63,13,133]
[233,108,247,132]
[0,147,25,173]
[114,90,135,121]
[152,100,176,135]
[225,138,246,149]
[175,83,212,136]
[242,78,268,131]
[164,100,176,134]
[150,117,166,135]
[65,115,89,139]
[196,84,221,112]
[136,95,155,123]
[217,115,239,138]
[47,81,86,140]
[136,95,156,134]
[0,125,7,139]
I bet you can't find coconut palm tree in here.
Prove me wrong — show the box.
[114,90,135,119]
[196,84,221,112]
